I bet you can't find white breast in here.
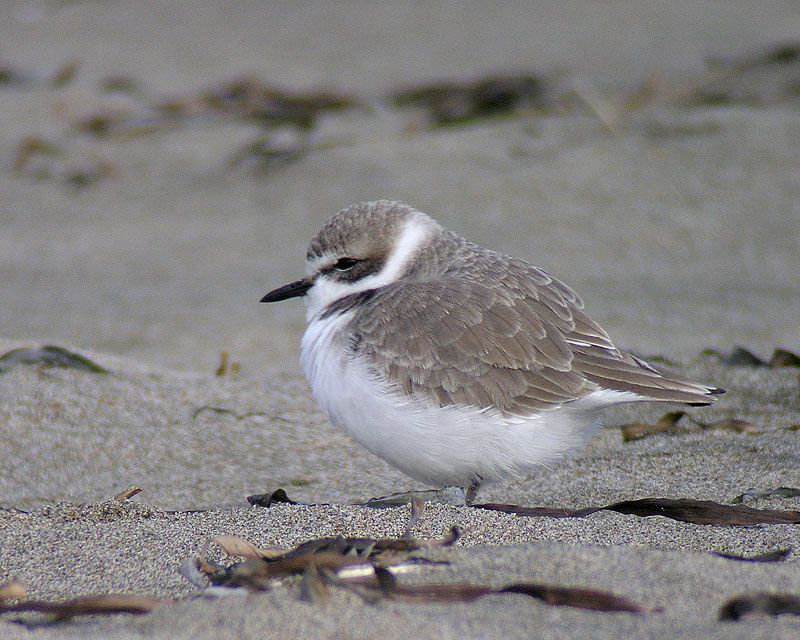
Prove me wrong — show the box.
[300,311,605,488]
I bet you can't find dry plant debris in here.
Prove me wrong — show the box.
[475,497,800,525]
[253,488,800,526]
[0,578,166,624]
[618,411,690,441]
[719,592,800,621]
[341,568,642,612]
[703,346,800,368]
[732,487,800,504]
[4,40,798,187]
[0,345,108,374]
[159,77,360,129]
[390,73,552,127]
[11,135,116,190]
[112,486,143,501]
[182,529,643,613]
[712,549,791,563]
[618,411,758,442]
[214,350,240,377]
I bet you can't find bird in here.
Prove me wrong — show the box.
[261,200,723,503]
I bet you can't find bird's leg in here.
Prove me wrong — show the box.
[364,476,484,508]
[364,486,468,507]
[465,478,481,506]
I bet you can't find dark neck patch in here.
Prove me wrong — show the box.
[319,288,378,320]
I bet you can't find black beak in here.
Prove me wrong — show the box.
[260,278,312,303]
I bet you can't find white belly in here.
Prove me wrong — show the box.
[300,312,603,488]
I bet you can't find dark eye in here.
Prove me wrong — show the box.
[334,257,359,271]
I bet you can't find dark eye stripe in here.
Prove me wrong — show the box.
[334,257,359,270]
[319,255,385,282]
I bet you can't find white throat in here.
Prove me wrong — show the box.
[304,217,431,321]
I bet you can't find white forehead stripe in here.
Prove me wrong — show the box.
[305,217,430,321]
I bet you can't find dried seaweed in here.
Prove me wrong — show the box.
[769,348,800,368]
[7,42,800,191]
[305,564,644,613]
[498,583,641,612]
[604,40,800,128]
[160,77,359,129]
[11,136,61,173]
[226,134,356,174]
[48,60,78,87]
[703,346,800,368]
[619,411,758,442]
[0,59,79,88]
[225,135,310,172]
[353,568,641,611]
[185,531,641,613]
[719,592,800,621]
[709,42,800,70]
[112,486,142,501]
[275,526,461,564]
[693,418,758,433]
[475,497,800,525]
[391,73,551,127]
[188,527,462,591]
[0,593,166,622]
[11,134,116,189]
[99,75,144,95]
[9,73,361,187]
[63,160,116,190]
[0,345,108,374]
[732,487,800,504]
[73,110,133,138]
[619,411,688,441]
[0,64,28,86]
[299,564,331,604]
[690,41,800,107]
[0,580,167,625]
[214,350,240,376]
[212,535,287,560]
[712,549,791,563]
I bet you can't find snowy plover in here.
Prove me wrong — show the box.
[261,201,723,502]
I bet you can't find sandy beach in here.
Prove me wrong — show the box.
[1,1,799,638]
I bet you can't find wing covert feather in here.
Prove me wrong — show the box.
[346,278,592,414]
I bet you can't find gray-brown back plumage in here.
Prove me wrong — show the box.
[311,201,723,416]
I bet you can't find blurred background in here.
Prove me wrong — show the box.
[1,0,798,376]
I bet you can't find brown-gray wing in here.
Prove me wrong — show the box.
[339,267,721,411]
[344,277,607,416]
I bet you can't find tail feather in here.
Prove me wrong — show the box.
[574,347,725,406]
